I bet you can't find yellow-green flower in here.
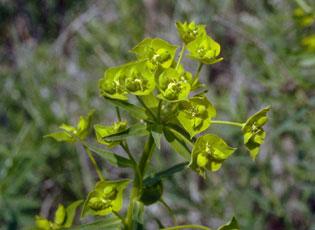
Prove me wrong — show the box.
[157,68,191,102]
[242,106,270,159]
[99,61,156,100]
[176,21,206,44]
[189,134,236,178]
[131,38,177,70]
[94,121,128,148]
[124,61,155,96]
[45,111,94,142]
[99,65,128,101]
[82,179,130,217]
[177,95,216,137]
[186,34,223,64]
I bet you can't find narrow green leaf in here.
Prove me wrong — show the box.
[131,200,144,230]
[63,200,84,228]
[163,128,191,161]
[104,97,148,120]
[44,131,74,142]
[67,216,122,230]
[139,135,156,176]
[143,162,188,186]
[85,143,133,168]
[105,123,150,141]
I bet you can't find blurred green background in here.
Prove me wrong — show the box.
[1,0,315,229]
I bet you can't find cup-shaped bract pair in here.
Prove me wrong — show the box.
[82,179,130,217]
[45,111,94,143]
[36,201,83,230]
[157,68,191,102]
[131,38,177,70]
[177,95,216,137]
[187,34,223,65]
[242,106,270,159]
[176,21,206,44]
[99,61,155,101]
[94,121,128,148]
[189,134,236,178]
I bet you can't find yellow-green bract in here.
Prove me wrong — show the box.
[81,179,130,217]
[131,38,177,70]
[187,34,223,64]
[157,68,191,102]
[177,95,216,137]
[35,200,83,230]
[94,121,128,148]
[189,134,236,178]
[176,21,206,44]
[242,106,270,159]
[45,111,94,143]
[99,61,155,101]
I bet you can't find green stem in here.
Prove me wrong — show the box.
[139,135,155,177]
[136,96,157,121]
[211,120,244,128]
[121,141,142,229]
[113,211,126,226]
[116,106,122,121]
[192,62,204,87]
[125,136,155,228]
[161,225,211,230]
[195,62,204,78]
[159,199,177,225]
[167,126,194,148]
[157,99,163,122]
[120,142,141,187]
[176,44,186,69]
[82,144,105,181]
[120,142,137,169]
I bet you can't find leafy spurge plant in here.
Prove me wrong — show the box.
[38,21,271,230]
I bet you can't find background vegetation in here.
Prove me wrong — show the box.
[1,0,314,229]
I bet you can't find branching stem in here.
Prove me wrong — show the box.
[176,44,186,69]
[211,120,244,128]
[136,96,157,121]
[82,144,105,181]
[159,199,177,225]
[115,106,122,121]
[157,99,163,122]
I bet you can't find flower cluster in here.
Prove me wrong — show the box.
[42,21,270,229]
[98,22,222,104]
